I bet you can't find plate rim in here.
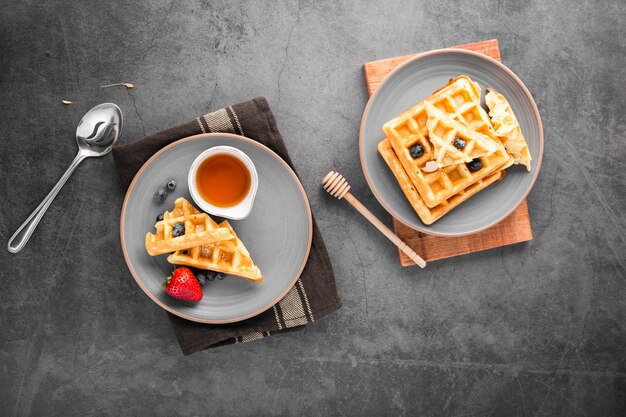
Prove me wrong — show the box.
[119,132,313,324]
[359,48,544,237]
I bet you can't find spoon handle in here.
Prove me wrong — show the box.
[7,152,88,254]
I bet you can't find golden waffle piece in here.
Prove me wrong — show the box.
[378,139,504,225]
[425,101,498,167]
[427,76,500,140]
[382,75,514,208]
[410,137,512,208]
[167,220,263,282]
[145,197,233,256]
[485,88,532,171]
[382,76,500,180]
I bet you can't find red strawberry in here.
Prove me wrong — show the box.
[163,267,203,302]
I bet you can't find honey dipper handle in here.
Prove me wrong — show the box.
[343,192,426,268]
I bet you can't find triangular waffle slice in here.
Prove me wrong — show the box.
[167,221,263,282]
[145,197,233,256]
[425,101,498,167]
[485,88,532,171]
[378,139,504,225]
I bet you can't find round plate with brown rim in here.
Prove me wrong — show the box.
[120,133,312,323]
[360,48,543,236]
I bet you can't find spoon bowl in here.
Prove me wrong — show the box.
[7,103,123,254]
[76,103,123,156]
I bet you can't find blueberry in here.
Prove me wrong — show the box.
[171,223,185,237]
[207,271,217,281]
[156,213,164,222]
[166,179,177,191]
[153,187,167,203]
[410,145,424,158]
[467,158,483,172]
[216,273,226,280]
[196,271,207,285]
[453,138,466,150]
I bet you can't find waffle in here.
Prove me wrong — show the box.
[485,88,532,171]
[378,139,504,224]
[382,75,514,208]
[382,76,505,190]
[167,220,263,282]
[427,76,500,140]
[145,197,233,256]
[415,136,511,208]
[425,101,498,167]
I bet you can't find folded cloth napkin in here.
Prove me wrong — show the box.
[113,97,341,354]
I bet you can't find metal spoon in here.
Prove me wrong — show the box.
[7,103,123,254]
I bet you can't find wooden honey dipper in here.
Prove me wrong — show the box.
[322,171,426,268]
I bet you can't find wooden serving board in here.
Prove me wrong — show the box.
[363,39,533,266]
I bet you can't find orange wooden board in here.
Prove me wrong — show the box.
[363,39,533,266]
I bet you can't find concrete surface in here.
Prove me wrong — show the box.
[1,0,624,416]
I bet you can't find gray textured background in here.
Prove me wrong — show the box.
[1,0,624,416]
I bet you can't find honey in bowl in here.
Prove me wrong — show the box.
[195,153,251,207]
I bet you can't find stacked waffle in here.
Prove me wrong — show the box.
[145,197,263,282]
[378,76,531,225]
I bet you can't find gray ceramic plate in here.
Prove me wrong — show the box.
[360,49,543,236]
[120,133,312,323]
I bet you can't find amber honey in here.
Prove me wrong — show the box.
[196,153,251,207]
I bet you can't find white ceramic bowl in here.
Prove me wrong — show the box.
[188,145,258,220]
